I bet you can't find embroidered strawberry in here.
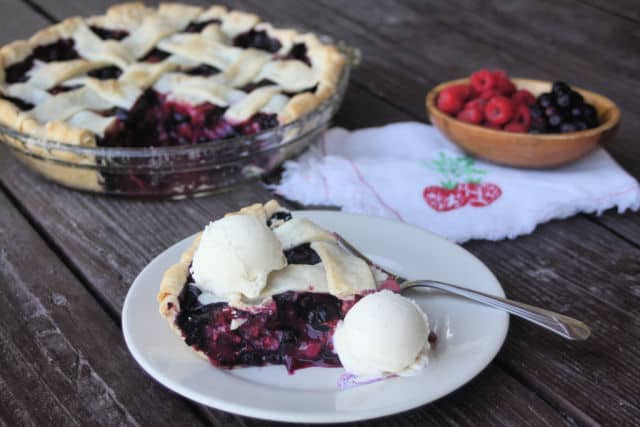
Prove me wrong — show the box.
[423,186,467,212]
[422,153,502,212]
[456,182,502,207]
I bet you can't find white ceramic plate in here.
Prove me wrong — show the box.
[123,211,508,423]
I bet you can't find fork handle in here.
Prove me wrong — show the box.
[402,280,590,341]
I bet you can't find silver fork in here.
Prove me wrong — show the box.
[336,235,591,341]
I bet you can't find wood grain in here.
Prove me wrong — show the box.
[0,190,208,426]
[1,0,639,425]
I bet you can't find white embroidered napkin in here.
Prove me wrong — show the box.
[274,122,640,243]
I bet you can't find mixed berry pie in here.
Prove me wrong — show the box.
[0,3,346,191]
[157,201,432,380]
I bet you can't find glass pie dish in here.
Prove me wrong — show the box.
[0,42,358,198]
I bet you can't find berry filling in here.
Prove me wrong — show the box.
[286,43,310,65]
[183,19,221,33]
[141,48,171,63]
[48,84,83,95]
[89,26,129,41]
[284,243,321,265]
[267,211,293,227]
[5,39,79,83]
[183,64,220,77]
[234,29,282,53]
[176,283,361,372]
[98,89,279,148]
[0,94,34,111]
[87,65,123,80]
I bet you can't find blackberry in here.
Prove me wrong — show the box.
[569,91,584,106]
[552,81,571,94]
[570,106,584,119]
[560,122,577,133]
[538,92,554,108]
[548,114,563,128]
[529,105,544,118]
[556,93,572,108]
[544,105,558,117]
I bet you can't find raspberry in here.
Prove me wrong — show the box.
[485,96,514,125]
[479,89,501,101]
[470,69,497,93]
[456,106,484,124]
[437,89,465,115]
[464,98,487,110]
[504,122,528,133]
[512,104,532,128]
[446,84,472,100]
[493,70,516,96]
[512,89,536,106]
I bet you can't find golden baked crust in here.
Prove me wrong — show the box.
[0,2,346,146]
[158,232,201,321]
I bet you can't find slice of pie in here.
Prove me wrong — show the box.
[0,3,346,191]
[158,201,433,379]
[157,200,382,372]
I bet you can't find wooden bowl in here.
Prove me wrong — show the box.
[425,78,620,168]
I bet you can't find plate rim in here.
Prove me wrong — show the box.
[122,210,509,423]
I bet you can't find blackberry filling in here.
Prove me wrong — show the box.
[183,19,221,33]
[88,65,122,80]
[176,285,354,372]
[5,39,79,83]
[89,26,129,40]
[48,84,83,95]
[240,79,278,93]
[284,243,321,265]
[32,39,79,62]
[267,211,293,227]
[286,43,311,66]
[183,64,220,77]
[141,48,171,63]
[233,29,282,53]
[0,95,34,111]
[240,79,317,97]
[98,89,279,148]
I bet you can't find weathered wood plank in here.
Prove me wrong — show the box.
[467,216,640,425]
[0,190,207,426]
[577,0,640,23]
[0,0,50,44]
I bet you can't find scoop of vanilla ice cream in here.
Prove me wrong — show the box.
[191,214,287,299]
[333,290,429,377]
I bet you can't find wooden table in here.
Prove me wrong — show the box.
[1,1,639,425]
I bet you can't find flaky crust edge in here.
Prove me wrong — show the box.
[156,200,284,322]
[157,232,202,323]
